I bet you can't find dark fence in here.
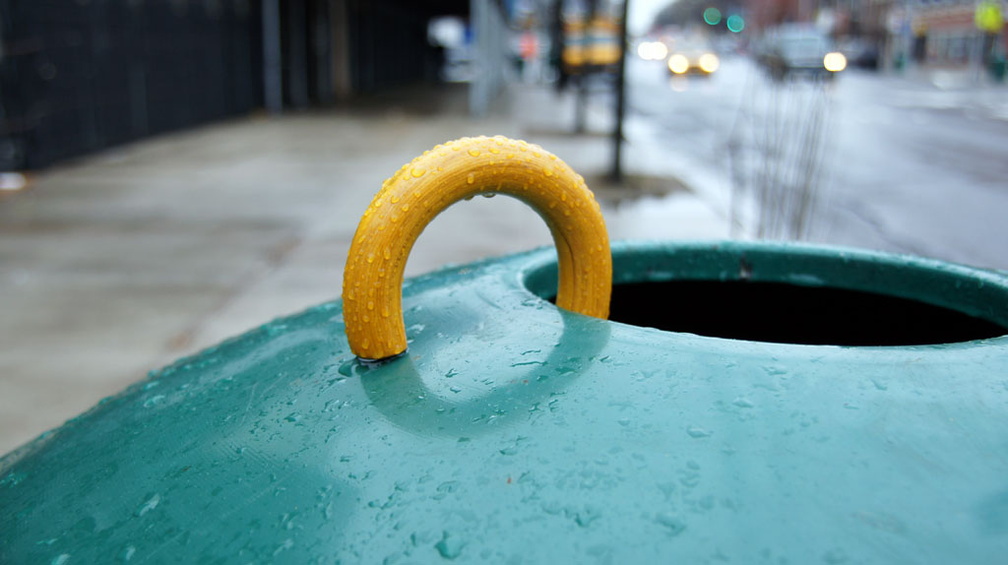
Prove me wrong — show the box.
[347,0,434,94]
[0,0,264,171]
[0,0,471,171]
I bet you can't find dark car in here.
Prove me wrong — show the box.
[756,24,847,80]
[841,38,881,70]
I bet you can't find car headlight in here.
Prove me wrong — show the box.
[823,52,847,72]
[654,43,669,60]
[698,53,720,73]
[668,54,689,74]
[637,41,668,61]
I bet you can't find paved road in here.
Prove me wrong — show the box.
[626,55,1008,271]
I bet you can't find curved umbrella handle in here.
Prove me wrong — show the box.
[343,135,611,361]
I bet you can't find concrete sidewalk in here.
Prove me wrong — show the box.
[0,82,733,454]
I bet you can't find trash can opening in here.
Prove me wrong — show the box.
[523,243,1008,347]
[605,280,1006,346]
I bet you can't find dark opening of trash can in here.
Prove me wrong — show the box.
[606,280,1006,346]
[524,244,1008,347]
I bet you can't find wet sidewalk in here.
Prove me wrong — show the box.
[0,82,733,454]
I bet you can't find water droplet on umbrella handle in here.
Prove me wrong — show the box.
[343,135,611,361]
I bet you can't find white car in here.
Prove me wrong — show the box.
[755,24,847,80]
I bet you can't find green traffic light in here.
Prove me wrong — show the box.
[703,7,721,26]
[727,14,745,33]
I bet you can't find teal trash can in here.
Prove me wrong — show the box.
[2,137,1007,563]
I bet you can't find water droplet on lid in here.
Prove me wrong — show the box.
[467,149,480,157]
[466,173,475,185]
[411,168,426,178]
[434,531,464,560]
[135,493,161,517]
[655,513,686,536]
[686,426,712,438]
[574,507,601,527]
[732,397,754,408]
[264,323,287,336]
[338,359,356,377]
[1,471,27,487]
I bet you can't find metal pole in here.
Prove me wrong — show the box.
[610,0,629,183]
[470,0,487,117]
[287,0,309,109]
[262,0,283,114]
[575,0,598,133]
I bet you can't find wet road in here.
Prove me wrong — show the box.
[626,55,1008,271]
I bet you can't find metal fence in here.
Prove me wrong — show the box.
[0,0,264,171]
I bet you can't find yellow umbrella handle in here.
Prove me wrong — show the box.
[343,135,612,361]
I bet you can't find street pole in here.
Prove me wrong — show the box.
[575,0,599,134]
[262,0,283,114]
[610,0,629,183]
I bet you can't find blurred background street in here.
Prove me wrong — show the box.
[1,0,1006,453]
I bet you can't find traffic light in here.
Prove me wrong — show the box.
[703,8,721,26]
[726,14,745,33]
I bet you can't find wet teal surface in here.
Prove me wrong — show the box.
[2,242,1008,563]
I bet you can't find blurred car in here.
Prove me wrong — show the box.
[665,36,720,76]
[840,38,880,70]
[755,25,846,80]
